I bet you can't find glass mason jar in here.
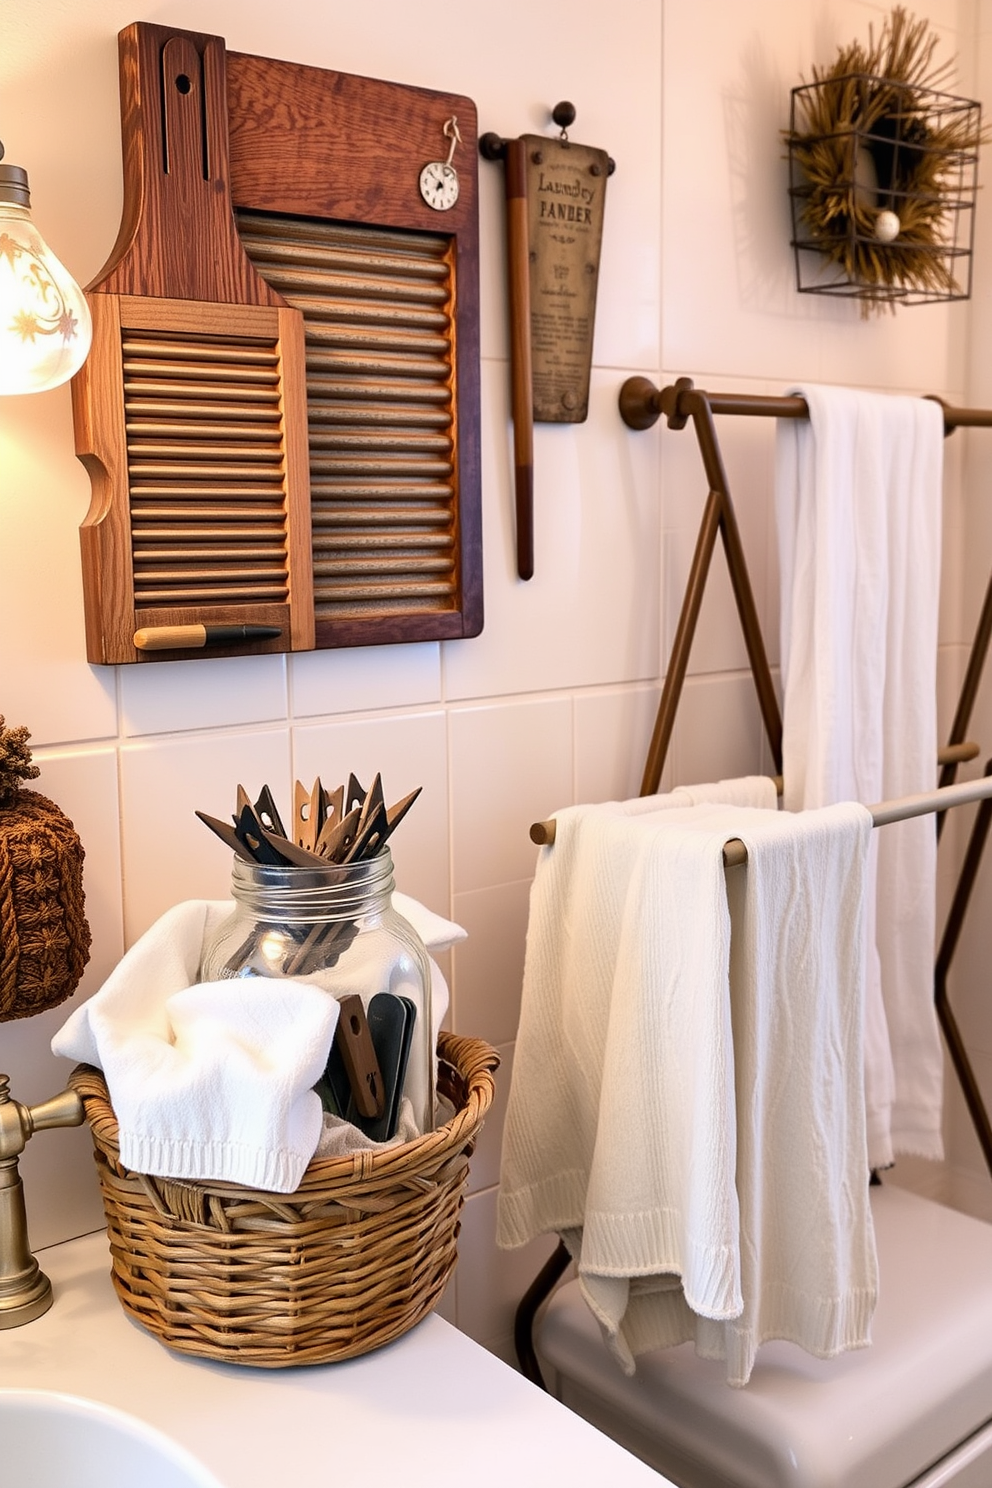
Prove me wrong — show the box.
[198,848,435,1134]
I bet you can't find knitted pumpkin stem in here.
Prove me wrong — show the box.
[0,717,41,810]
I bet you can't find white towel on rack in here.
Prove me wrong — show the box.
[498,799,743,1326]
[496,785,773,1297]
[635,801,876,1386]
[623,775,779,814]
[776,384,944,1168]
[499,796,876,1386]
[498,776,776,1286]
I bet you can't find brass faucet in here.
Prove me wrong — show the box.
[0,1073,84,1327]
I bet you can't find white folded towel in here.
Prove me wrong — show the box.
[52,900,336,1192]
[53,895,459,1192]
[499,793,876,1386]
[776,384,944,1167]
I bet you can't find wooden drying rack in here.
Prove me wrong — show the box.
[512,376,992,1388]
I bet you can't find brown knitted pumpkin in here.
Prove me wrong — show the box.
[0,718,91,1021]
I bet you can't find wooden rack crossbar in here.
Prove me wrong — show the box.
[631,384,992,431]
[531,772,992,860]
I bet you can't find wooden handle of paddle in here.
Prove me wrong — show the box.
[504,138,535,581]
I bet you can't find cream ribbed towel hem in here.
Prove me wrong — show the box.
[120,1134,317,1194]
[613,1280,878,1389]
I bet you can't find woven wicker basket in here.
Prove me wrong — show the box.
[69,1031,498,1367]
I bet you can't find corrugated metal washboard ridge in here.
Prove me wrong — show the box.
[123,326,291,608]
[237,212,458,624]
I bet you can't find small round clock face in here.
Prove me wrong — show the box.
[419,160,459,211]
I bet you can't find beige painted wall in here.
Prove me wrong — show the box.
[1,0,989,1365]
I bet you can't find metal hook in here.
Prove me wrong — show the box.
[552,101,576,142]
[443,116,463,168]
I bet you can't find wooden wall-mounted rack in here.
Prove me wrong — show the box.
[73,23,482,663]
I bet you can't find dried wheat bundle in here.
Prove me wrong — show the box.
[787,7,982,311]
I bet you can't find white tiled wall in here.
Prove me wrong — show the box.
[3,0,992,1366]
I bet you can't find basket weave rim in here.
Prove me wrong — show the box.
[68,1028,499,1197]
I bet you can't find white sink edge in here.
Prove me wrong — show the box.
[0,1387,226,1488]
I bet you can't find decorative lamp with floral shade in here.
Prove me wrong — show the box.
[0,140,91,394]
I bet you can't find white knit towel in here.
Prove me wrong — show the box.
[52,900,336,1192]
[499,781,776,1335]
[776,383,944,1166]
[52,895,459,1192]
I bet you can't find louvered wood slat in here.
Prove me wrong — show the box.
[241,213,451,260]
[124,382,280,402]
[122,339,281,362]
[281,297,450,328]
[307,353,450,378]
[262,271,450,305]
[312,508,451,523]
[307,378,449,403]
[309,407,451,428]
[121,323,290,610]
[238,210,463,624]
[315,582,455,602]
[124,361,280,381]
[133,510,285,523]
[127,402,282,419]
[308,431,452,452]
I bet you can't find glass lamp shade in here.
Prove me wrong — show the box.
[0,188,91,396]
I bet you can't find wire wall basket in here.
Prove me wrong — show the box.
[787,74,981,310]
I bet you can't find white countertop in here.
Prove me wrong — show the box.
[0,1230,663,1486]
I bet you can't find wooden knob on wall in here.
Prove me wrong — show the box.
[618,375,664,430]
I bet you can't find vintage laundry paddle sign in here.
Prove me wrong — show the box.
[481,104,612,578]
[525,127,609,422]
